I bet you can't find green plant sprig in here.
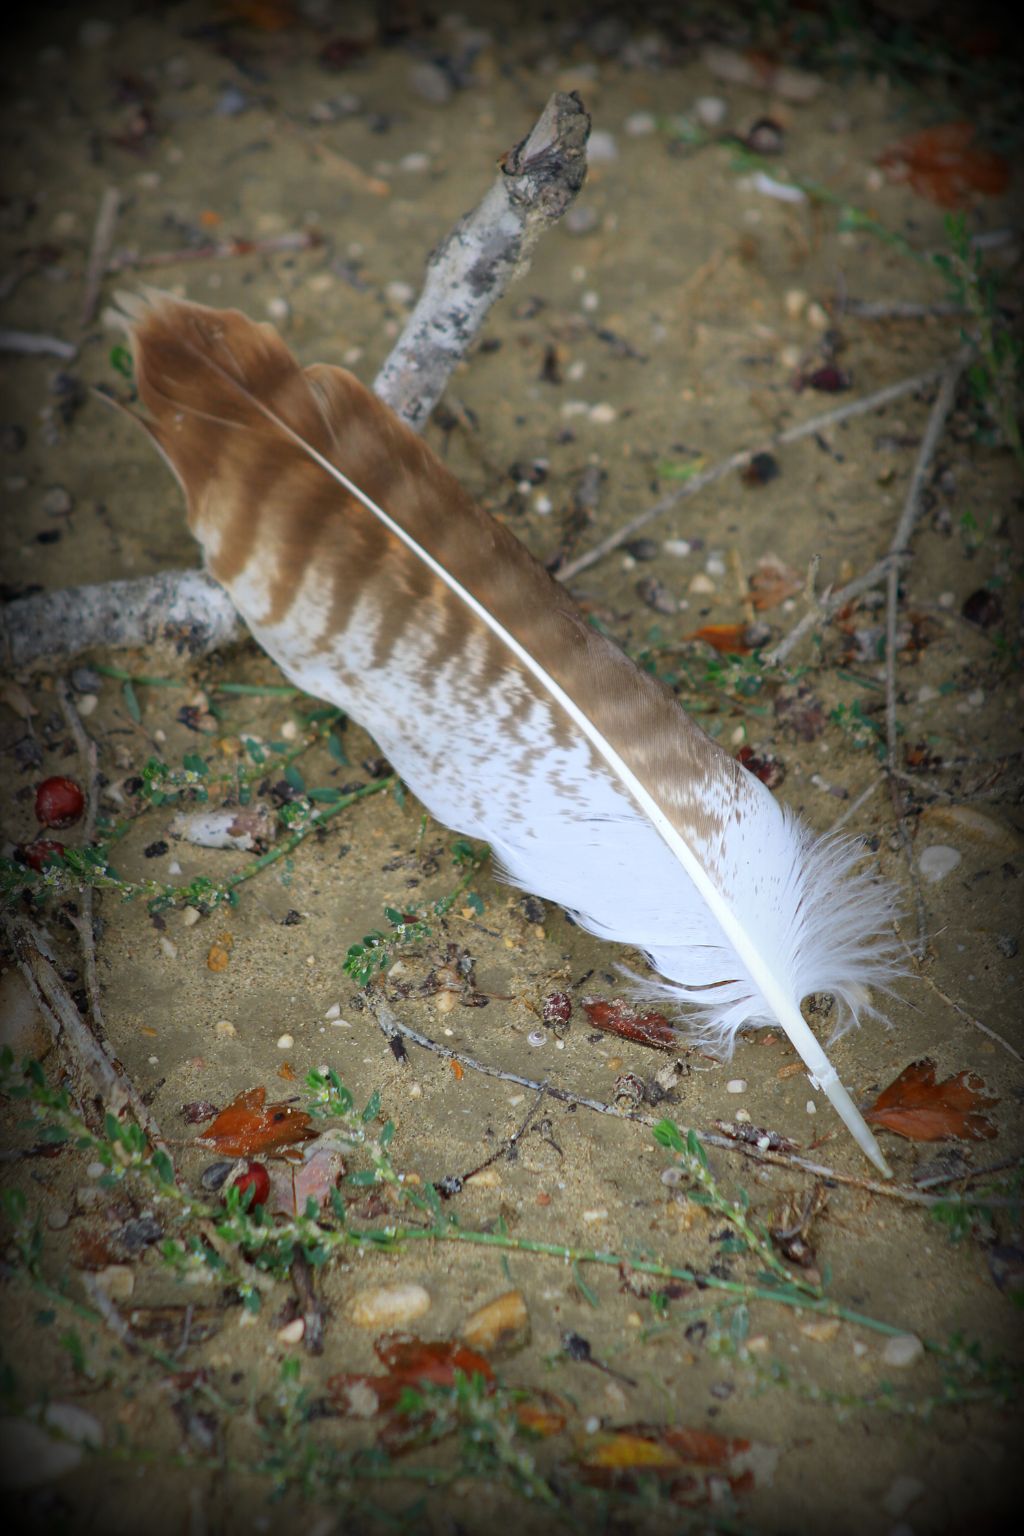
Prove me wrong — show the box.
[344,840,490,986]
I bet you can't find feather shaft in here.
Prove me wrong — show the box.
[122,294,897,1174]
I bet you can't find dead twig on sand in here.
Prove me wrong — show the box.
[0,328,77,360]
[884,352,970,959]
[557,362,949,582]
[373,91,590,429]
[2,94,589,669]
[81,186,121,327]
[2,914,169,1156]
[368,995,948,1206]
[106,228,322,275]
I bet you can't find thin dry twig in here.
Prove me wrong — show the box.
[884,352,970,959]
[557,363,949,582]
[81,186,121,327]
[764,552,904,667]
[374,91,590,429]
[0,328,77,360]
[106,229,322,274]
[368,995,950,1205]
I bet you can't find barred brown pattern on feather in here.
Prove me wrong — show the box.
[122,292,898,1174]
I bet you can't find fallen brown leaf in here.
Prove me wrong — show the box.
[864,1059,998,1142]
[582,999,678,1052]
[196,1086,318,1157]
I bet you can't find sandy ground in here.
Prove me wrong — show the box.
[1,4,1022,1533]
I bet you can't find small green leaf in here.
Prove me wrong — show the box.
[122,679,141,723]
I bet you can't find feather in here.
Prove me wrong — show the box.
[121,293,897,1175]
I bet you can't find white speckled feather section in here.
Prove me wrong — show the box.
[123,293,897,1173]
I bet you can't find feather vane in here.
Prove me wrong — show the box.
[123,294,896,1173]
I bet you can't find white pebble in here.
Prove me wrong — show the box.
[624,110,656,137]
[534,494,553,515]
[938,591,955,609]
[967,689,984,707]
[348,1282,431,1329]
[276,1318,305,1345]
[182,906,201,927]
[688,573,716,594]
[695,96,727,128]
[266,296,290,323]
[705,555,726,577]
[663,539,691,558]
[918,845,962,884]
[214,1019,237,1038]
[784,288,808,320]
[385,280,415,307]
[76,693,98,717]
[159,936,178,960]
[882,1333,924,1368]
[806,301,830,331]
[735,1109,751,1123]
[324,1002,341,1020]
[587,129,619,162]
[726,1079,747,1094]
[916,684,939,704]
[276,1033,294,1050]
[399,152,431,174]
[806,1099,817,1115]
[582,1209,608,1223]
[589,402,616,424]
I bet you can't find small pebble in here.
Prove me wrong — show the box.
[806,1099,817,1115]
[917,845,962,884]
[800,1318,841,1343]
[806,301,830,331]
[399,151,431,174]
[41,485,73,516]
[705,554,726,578]
[465,1166,501,1188]
[276,1033,294,1050]
[408,61,452,104]
[695,95,727,127]
[663,538,692,557]
[93,1265,134,1302]
[46,1206,70,1231]
[726,1079,747,1094]
[214,1019,237,1038]
[348,1282,431,1329]
[784,288,808,320]
[276,1318,305,1345]
[587,129,619,162]
[882,1333,924,1369]
[688,572,716,594]
[76,693,98,717]
[589,402,616,424]
[564,205,598,235]
[266,297,290,324]
[938,591,955,609]
[385,279,415,307]
[215,86,249,117]
[324,1002,341,1020]
[159,936,178,960]
[581,1209,608,1223]
[182,906,201,927]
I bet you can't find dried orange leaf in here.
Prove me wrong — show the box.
[864,1058,998,1142]
[689,623,752,654]
[582,999,678,1052]
[197,1085,318,1157]
[879,122,1009,207]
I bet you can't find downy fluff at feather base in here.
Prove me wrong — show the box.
[120,292,898,1173]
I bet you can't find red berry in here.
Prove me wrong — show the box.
[34,775,85,829]
[232,1161,270,1207]
[15,840,66,872]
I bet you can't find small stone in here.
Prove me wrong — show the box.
[46,1206,70,1230]
[76,693,98,716]
[589,401,616,424]
[806,301,830,331]
[276,1318,305,1345]
[159,936,178,960]
[41,485,73,516]
[582,1209,609,1223]
[399,151,431,174]
[214,1019,237,1038]
[882,1333,924,1368]
[93,1265,135,1302]
[324,1002,341,1020]
[564,205,599,236]
[348,1282,431,1330]
[408,60,452,105]
[800,1318,841,1343]
[587,129,619,162]
[460,1290,530,1355]
[624,538,659,561]
[784,288,808,320]
[918,845,962,884]
[806,1099,817,1115]
[527,1029,546,1047]
[385,279,415,307]
[70,665,100,693]
[688,572,716,594]
[182,906,201,927]
[663,539,692,557]
[695,96,727,128]
[726,1079,747,1094]
[266,296,290,324]
[215,86,250,117]
[883,1476,925,1518]
[465,1166,500,1188]
[276,1033,294,1050]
